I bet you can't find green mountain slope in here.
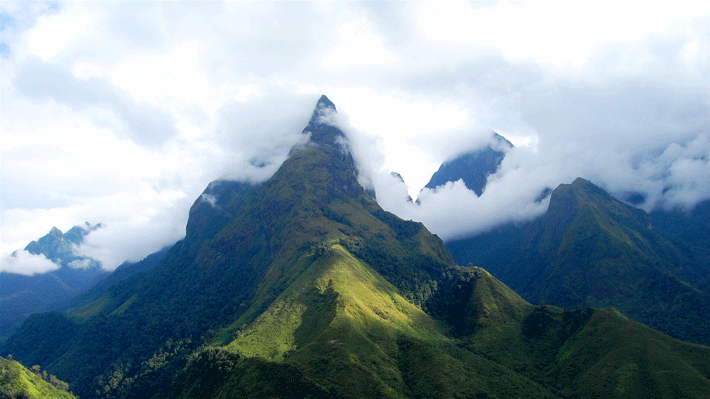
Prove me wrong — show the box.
[650,199,710,293]
[0,356,76,399]
[4,98,710,399]
[432,269,710,398]
[218,244,557,399]
[447,177,710,346]
[64,246,170,314]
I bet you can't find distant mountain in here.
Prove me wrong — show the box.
[24,223,101,267]
[447,177,710,346]
[0,224,108,343]
[4,98,710,399]
[424,132,512,196]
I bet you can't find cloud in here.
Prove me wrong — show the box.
[358,130,710,242]
[14,57,176,147]
[69,188,192,270]
[354,142,554,241]
[200,193,218,208]
[622,133,710,210]
[1,250,59,275]
[209,88,316,183]
[67,258,93,269]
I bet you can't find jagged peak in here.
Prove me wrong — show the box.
[300,95,346,148]
[316,94,336,111]
[492,132,514,149]
[423,131,511,196]
[306,95,337,127]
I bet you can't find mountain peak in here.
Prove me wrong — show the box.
[301,95,345,147]
[548,177,611,214]
[554,177,611,203]
[546,177,652,239]
[306,94,337,126]
[424,131,512,196]
[315,94,336,111]
[570,176,594,187]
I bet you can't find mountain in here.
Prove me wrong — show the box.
[0,356,76,399]
[447,177,710,346]
[64,246,171,314]
[0,224,108,344]
[4,97,710,399]
[650,199,710,292]
[23,223,101,267]
[424,132,512,196]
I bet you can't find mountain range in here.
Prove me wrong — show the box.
[0,224,108,344]
[2,96,710,399]
[446,177,710,347]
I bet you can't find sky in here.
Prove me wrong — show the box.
[1,1,708,275]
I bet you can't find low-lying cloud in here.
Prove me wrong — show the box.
[336,107,710,242]
[0,249,59,275]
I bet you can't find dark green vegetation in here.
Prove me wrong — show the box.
[650,199,710,293]
[65,246,170,313]
[4,97,710,398]
[447,178,710,346]
[1,224,108,344]
[0,356,76,399]
[424,133,511,196]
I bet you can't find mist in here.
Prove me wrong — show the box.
[338,111,710,242]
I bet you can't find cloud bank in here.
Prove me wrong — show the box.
[1,250,59,275]
[336,114,709,241]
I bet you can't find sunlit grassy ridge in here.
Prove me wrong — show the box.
[218,243,556,399]
[0,357,76,399]
[223,244,445,359]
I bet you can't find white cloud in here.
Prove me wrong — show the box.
[625,133,710,210]
[1,250,59,275]
[67,258,93,269]
[21,2,99,61]
[353,125,710,241]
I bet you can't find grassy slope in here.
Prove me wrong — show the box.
[436,268,710,399]
[447,178,710,346]
[0,357,76,399]
[217,244,555,399]
[557,308,710,398]
[211,241,710,399]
